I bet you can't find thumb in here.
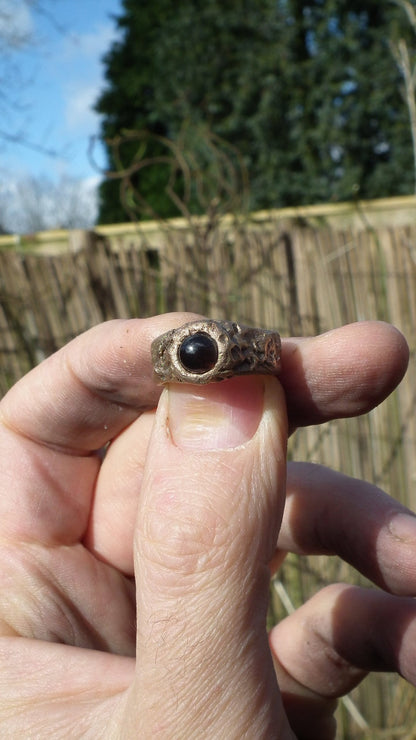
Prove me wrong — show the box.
[127,376,291,738]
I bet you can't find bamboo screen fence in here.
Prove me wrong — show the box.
[1,207,416,738]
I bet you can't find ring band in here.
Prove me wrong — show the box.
[151,319,281,384]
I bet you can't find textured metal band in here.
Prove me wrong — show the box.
[151,319,281,384]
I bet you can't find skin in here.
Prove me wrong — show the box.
[0,312,413,739]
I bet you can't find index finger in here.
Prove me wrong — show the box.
[0,314,197,453]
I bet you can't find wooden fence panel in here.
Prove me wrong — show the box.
[1,217,416,737]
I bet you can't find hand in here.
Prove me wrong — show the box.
[0,314,412,738]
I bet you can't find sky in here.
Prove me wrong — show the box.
[0,0,123,230]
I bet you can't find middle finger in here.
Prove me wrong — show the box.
[277,462,416,595]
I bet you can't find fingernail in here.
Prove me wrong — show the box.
[168,376,265,450]
[388,512,416,543]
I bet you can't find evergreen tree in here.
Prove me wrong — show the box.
[95,0,414,223]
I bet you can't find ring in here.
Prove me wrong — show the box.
[151,319,281,384]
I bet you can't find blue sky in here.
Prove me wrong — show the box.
[0,0,122,186]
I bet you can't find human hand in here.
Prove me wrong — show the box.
[0,313,412,738]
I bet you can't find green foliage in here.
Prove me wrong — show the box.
[95,0,415,223]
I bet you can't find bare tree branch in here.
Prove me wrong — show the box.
[389,0,416,193]
[390,0,416,29]
[0,127,61,157]
[0,0,66,157]
[0,174,98,233]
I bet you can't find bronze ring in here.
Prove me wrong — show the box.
[151,319,281,384]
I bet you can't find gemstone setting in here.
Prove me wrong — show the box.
[151,319,281,384]
[178,332,219,373]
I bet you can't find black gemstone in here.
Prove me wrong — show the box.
[179,333,218,373]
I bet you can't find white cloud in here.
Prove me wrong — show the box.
[65,82,100,131]
[0,0,33,48]
[61,22,120,133]
[61,22,118,61]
